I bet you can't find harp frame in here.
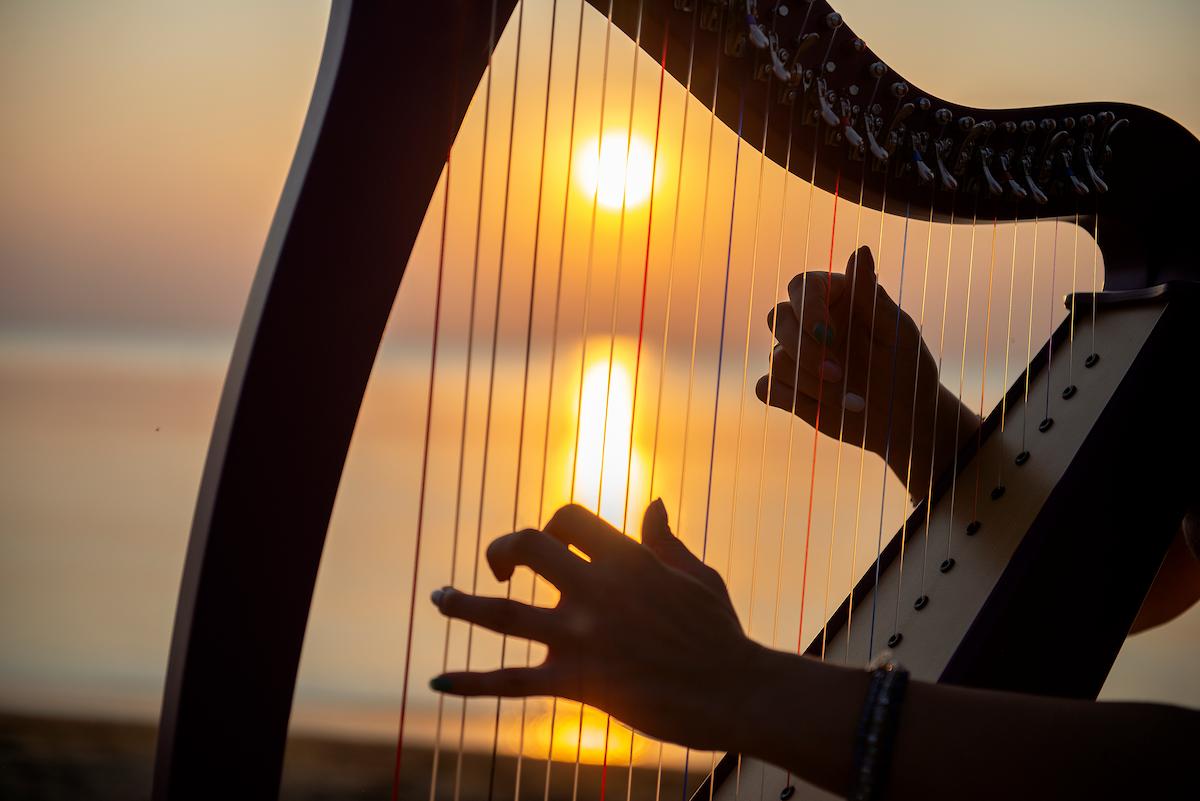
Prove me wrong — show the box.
[152,2,1199,799]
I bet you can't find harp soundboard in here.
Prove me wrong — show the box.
[154,2,1199,800]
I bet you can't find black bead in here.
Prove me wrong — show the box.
[939,558,956,573]
[1016,450,1030,466]
[1038,417,1054,433]
[887,632,903,648]
[966,520,981,536]
[1085,353,1100,368]
[1062,384,1077,400]
[914,594,929,610]
[990,485,1006,500]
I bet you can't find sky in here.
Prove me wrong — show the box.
[2,0,1199,780]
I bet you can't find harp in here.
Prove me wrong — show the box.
[153,1,1199,799]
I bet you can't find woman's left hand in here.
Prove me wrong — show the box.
[430,500,765,751]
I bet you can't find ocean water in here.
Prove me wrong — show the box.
[1,332,1197,765]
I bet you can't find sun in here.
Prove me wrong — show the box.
[576,130,655,210]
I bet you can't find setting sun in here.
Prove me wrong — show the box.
[576,130,655,210]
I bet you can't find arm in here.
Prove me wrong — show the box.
[430,502,1199,801]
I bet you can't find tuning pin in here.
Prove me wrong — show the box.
[826,12,842,28]
[748,21,770,49]
[852,37,866,52]
[891,81,909,98]
[816,78,842,127]
[979,149,1004,196]
[1020,154,1048,204]
[911,135,935,182]
[869,61,887,79]
[1080,113,1096,128]
[824,60,836,73]
[865,114,890,161]
[771,47,791,82]
[958,116,975,131]
[1080,147,1109,193]
[1040,118,1056,131]
[934,108,953,127]
[1002,121,1018,135]
[1020,120,1037,135]
[917,97,931,111]
[997,152,1029,199]
[934,141,958,191]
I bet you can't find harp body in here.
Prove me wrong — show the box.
[153,2,1199,799]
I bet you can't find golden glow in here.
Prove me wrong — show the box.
[521,702,644,765]
[571,345,647,532]
[576,130,655,210]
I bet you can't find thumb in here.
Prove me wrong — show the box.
[641,498,698,572]
[845,245,878,314]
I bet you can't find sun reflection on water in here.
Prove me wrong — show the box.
[570,346,648,534]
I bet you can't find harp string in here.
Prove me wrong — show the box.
[528,0,592,796]
[1042,216,1060,422]
[501,0,562,796]
[674,8,730,791]
[563,2,617,795]
[1068,208,1081,388]
[1019,217,1041,458]
[582,0,653,793]
[795,168,841,652]
[453,0,531,797]
[609,17,670,801]
[867,198,912,660]
[892,191,939,634]
[1091,215,1100,356]
[646,6,702,799]
[844,174,889,662]
[968,215,999,530]
[423,0,501,794]
[915,203,957,606]
[942,202,981,568]
[995,206,1021,493]
[820,173,869,661]
[393,27,462,799]
[766,124,820,731]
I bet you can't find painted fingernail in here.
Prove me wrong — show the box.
[430,676,452,693]
[813,321,835,345]
[821,360,842,383]
[843,392,866,413]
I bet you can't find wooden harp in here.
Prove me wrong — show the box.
[153,1,1199,799]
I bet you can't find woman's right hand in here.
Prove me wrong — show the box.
[755,245,977,499]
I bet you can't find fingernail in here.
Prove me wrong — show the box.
[821,360,842,383]
[430,586,450,607]
[430,676,452,693]
[651,497,666,516]
[844,392,866,413]
[813,321,835,345]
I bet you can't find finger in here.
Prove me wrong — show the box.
[846,246,901,345]
[767,345,826,400]
[431,666,556,698]
[487,528,590,587]
[432,587,561,643]
[755,371,819,419]
[766,301,801,362]
[787,270,838,349]
[641,498,700,573]
[543,504,629,560]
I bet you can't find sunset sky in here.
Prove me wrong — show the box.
[2,0,1199,779]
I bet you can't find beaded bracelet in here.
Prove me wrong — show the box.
[848,652,909,801]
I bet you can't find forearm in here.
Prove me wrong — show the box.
[733,645,1198,800]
